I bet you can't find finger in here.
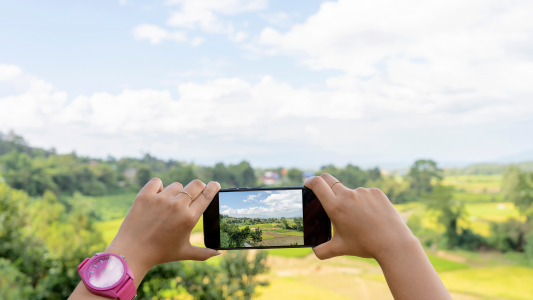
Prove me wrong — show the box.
[160,182,184,197]
[313,236,344,260]
[175,179,206,206]
[138,177,163,196]
[304,176,336,210]
[319,173,347,195]
[182,245,221,261]
[190,181,221,217]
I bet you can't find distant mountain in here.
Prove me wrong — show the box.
[444,161,533,175]
[496,149,533,164]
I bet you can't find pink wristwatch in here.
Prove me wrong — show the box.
[78,252,136,299]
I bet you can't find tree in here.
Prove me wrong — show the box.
[502,165,521,203]
[250,227,263,245]
[167,165,196,185]
[287,168,303,185]
[229,161,256,187]
[294,217,303,231]
[0,258,33,299]
[135,165,152,187]
[367,167,382,181]
[408,160,443,198]
[426,185,465,248]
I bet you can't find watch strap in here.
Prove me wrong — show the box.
[116,278,136,300]
[78,258,90,271]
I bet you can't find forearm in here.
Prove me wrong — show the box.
[376,237,452,300]
[68,243,152,300]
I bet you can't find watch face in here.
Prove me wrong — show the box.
[86,255,125,289]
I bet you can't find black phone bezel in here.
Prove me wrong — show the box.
[203,186,331,250]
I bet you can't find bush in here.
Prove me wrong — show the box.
[138,251,269,300]
[488,219,528,252]
[0,258,34,300]
[457,228,487,251]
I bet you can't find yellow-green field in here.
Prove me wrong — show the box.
[239,223,279,229]
[94,174,533,299]
[442,175,502,193]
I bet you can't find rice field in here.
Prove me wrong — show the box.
[94,174,533,299]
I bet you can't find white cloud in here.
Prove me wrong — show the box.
[132,24,187,44]
[166,0,266,38]
[2,55,532,165]
[243,194,260,202]
[190,36,204,47]
[165,0,267,15]
[221,190,301,217]
[0,77,67,128]
[258,0,533,124]
[260,12,291,27]
[0,65,22,81]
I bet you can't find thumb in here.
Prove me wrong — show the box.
[313,236,344,260]
[183,245,221,261]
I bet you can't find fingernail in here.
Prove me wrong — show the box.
[215,252,222,256]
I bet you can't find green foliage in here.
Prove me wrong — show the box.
[135,165,153,187]
[166,165,196,185]
[0,180,106,299]
[318,164,369,189]
[488,219,529,252]
[293,217,303,231]
[0,131,53,158]
[202,161,257,188]
[408,159,443,198]
[138,251,269,300]
[250,227,263,244]
[0,258,33,299]
[426,185,465,248]
[370,175,415,204]
[456,228,487,251]
[287,168,303,185]
[220,222,257,248]
[525,229,533,266]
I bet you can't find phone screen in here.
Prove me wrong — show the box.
[203,187,331,250]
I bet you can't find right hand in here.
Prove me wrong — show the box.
[305,173,419,261]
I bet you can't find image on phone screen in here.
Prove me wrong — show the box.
[203,187,331,250]
[220,189,303,248]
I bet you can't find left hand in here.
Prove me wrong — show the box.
[106,178,221,276]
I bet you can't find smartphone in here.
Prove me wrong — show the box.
[203,186,331,250]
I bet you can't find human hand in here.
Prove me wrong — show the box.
[304,173,418,261]
[106,178,221,279]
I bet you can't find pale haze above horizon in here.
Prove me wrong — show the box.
[1,0,532,169]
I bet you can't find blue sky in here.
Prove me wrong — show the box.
[219,189,302,218]
[1,0,533,169]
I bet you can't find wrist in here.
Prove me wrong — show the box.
[374,234,423,266]
[105,242,153,288]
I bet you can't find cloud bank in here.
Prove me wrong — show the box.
[220,190,302,218]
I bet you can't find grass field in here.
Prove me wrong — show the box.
[92,175,533,300]
[239,223,279,229]
[262,234,275,240]
[439,266,533,299]
[260,228,304,246]
[453,192,502,202]
[442,175,502,193]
